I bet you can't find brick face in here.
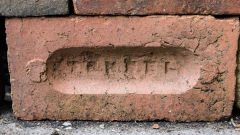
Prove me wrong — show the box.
[73,0,240,15]
[6,16,239,121]
[0,0,69,17]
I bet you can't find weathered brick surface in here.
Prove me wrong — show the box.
[6,16,239,121]
[0,0,69,17]
[73,0,240,15]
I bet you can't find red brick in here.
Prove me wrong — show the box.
[73,0,240,15]
[6,16,239,121]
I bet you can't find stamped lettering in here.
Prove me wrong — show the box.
[47,47,201,94]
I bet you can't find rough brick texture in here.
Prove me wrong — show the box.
[73,0,240,15]
[6,16,239,122]
[0,0,69,17]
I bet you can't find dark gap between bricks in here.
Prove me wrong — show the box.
[232,17,240,117]
[0,17,11,109]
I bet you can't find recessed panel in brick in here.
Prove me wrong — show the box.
[0,0,69,17]
[6,16,239,121]
[73,0,240,15]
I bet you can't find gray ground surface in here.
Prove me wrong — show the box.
[1,102,240,135]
